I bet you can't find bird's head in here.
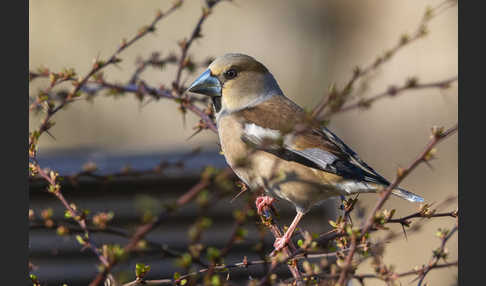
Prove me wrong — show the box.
[187,53,283,113]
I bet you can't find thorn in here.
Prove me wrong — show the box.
[401,223,408,241]
[139,97,155,110]
[424,160,435,170]
[347,213,353,225]
[230,187,247,203]
[45,130,57,140]
[112,60,123,70]
[186,128,203,141]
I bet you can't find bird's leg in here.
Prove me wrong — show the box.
[255,196,275,215]
[273,211,305,251]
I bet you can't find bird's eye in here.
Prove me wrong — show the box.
[223,69,237,80]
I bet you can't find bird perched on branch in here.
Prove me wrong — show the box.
[187,53,424,251]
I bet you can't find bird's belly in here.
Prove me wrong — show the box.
[249,151,342,212]
[217,115,343,212]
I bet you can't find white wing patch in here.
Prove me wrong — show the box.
[243,123,282,144]
[242,123,338,169]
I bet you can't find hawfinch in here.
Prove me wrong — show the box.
[187,53,424,251]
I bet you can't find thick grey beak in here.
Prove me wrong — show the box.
[187,69,222,97]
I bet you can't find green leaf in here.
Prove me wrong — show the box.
[328,220,337,228]
[297,239,304,247]
[211,275,221,286]
[75,235,86,245]
[175,252,193,268]
[200,217,212,229]
[206,247,221,262]
[29,274,38,281]
[235,227,248,239]
[135,263,151,278]
[64,210,73,219]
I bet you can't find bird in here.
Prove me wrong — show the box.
[187,53,424,251]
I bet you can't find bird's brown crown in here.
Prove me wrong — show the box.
[208,53,268,76]
[208,53,282,113]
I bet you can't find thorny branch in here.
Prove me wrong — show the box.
[245,201,457,285]
[336,76,458,114]
[29,2,229,284]
[336,124,458,285]
[256,206,304,286]
[122,251,353,286]
[296,261,457,285]
[29,1,184,158]
[173,1,223,92]
[120,261,458,286]
[30,164,110,267]
[311,0,457,121]
[88,167,234,286]
[120,210,458,286]
[29,147,203,186]
[416,223,458,286]
[29,0,458,285]
[82,80,217,132]
[386,209,458,227]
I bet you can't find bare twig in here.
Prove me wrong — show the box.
[416,224,458,286]
[256,206,303,286]
[311,0,457,120]
[31,165,110,267]
[83,81,217,132]
[302,261,457,283]
[29,1,184,159]
[89,168,233,286]
[386,209,458,226]
[173,1,224,92]
[29,1,458,285]
[335,76,458,114]
[336,124,458,285]
[123,248,359,286]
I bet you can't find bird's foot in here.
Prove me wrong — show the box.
[255,196,275,215]
[271,211,305,254]
[273,234,291,251]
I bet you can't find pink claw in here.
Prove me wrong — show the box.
[255,196,275,215]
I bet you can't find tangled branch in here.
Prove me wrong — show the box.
[29,0,458,285]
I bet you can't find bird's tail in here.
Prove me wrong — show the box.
[339,181,424,203]
[391,187,424,203]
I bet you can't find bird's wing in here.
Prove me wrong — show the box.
[236,96,390,185]
[318,127,389,180]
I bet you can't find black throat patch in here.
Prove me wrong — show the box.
[212,97,222,113]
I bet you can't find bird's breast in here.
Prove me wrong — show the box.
[217,115,255,187]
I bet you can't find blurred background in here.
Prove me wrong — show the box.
[29,0,457,285]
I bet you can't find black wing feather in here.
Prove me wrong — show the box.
[241,128,390,185]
